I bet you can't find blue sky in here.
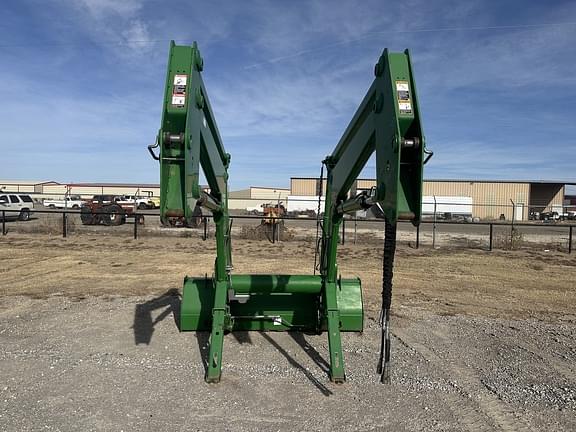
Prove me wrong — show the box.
[1,0,576,191]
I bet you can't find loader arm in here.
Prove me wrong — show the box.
[155,41,229,226]
[319,49,430,382]
[154,41,232,382]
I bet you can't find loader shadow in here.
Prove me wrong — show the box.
[260,332,333,396]
[196,331,210,372]
[132,291,332,396]
[289,332,330,374]
[133,288,181,345]
[196,331,253,375]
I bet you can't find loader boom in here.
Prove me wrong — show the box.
[150,42,430,384]
[150,41,229,227]
[319,49,427,382]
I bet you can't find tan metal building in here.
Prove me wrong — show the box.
[230,187,290,200]
[290,177,567,221]
[1,180,161,199]
[66,183,161,197]
[229,187,290,211]
[0,180,60,194]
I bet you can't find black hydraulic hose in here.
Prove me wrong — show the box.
[148,140,160,161]
[313,163,324,275]
[377,217,396,383]
[423,147,434,165]
[227,217,233,269]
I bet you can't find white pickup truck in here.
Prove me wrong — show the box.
[43,195,84,209]
[116,195,151,210]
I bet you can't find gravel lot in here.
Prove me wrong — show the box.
[1,232,575,431]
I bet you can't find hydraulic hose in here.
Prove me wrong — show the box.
[377,217,396,383]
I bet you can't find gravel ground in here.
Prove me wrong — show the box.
[1,295,575,431]
[0,233,575,431]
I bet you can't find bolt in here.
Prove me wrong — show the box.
[373,93,384,113]
[195,88,205,109]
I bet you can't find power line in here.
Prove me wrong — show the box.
[244,21,576,69]
[0,39,187,49]
[371,21,576,35]
[1,21,575,50]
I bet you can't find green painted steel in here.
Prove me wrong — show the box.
[151,42,425,384]
[181,276,363,332]
[375,50,425,224]
[156,41,229,227]
[231,274,323,294]
[325,49,426,225]
[318,48,427,382]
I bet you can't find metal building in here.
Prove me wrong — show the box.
[290,177,568,221]
[0,180,161,199]
[229,187,290,211]
[0,180,60,194]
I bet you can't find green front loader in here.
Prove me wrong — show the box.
[150,42,431,383]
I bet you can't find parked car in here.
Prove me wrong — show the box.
[0,194,35,221]
[43,195,84,209]
[116,195,151,210]
[146,196,160,209]
[539,211,560,221]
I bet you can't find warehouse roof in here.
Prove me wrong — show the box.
[67,182,160,188]
[424,179,576,185]
[291,177,576,185]
[249,186,290,191]
[0,180,59,185]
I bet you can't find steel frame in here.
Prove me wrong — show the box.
[153,42,427,383]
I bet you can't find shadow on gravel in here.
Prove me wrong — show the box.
[133,289,181,345]
[196,331,210,373]
[289,332,330,374]
[261,332,333,396]
[232,331,253,344]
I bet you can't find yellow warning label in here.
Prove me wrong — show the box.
[396,80,412,114]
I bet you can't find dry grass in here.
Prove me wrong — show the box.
[14,215,76,235]
[0,233,575,321]
[238,224,294,241]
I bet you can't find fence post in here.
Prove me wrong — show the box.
[203,216,207,241]
[416,224,420,249]
[2,211,6,235]
[341,218,346,245]
[133,214,138,240]
[432,196,437,249]
[62,212,67,238]
[569,226,573,254]
[509,198,516,246]
[489,223,493,251]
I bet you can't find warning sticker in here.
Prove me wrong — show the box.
[173,85,186,95]
[398,102,412,113]
[273,317,282,326]
[173,74,187,86]
[171,95,186,106]
[396,81,409,91]
[396,80,412,114]
[172,74,187,106]
[396,80,410,101]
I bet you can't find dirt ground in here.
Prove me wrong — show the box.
[1,233,575,431]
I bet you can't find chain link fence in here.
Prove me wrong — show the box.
[1,207,574,254]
